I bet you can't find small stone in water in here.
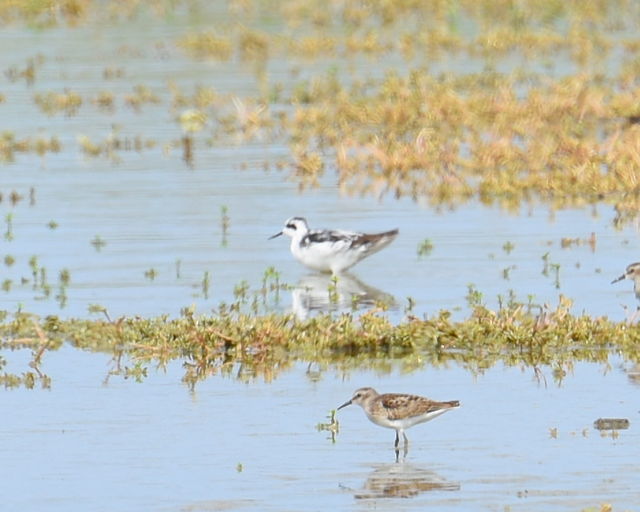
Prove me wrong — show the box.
[593,418,630,430]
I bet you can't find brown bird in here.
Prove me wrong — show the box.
[337,387,460,449]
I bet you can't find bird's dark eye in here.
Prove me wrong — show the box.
[286,223,296,230]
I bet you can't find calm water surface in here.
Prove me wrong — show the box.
[1,347,638,511]
[1,12,639,512]
[1,17,639,322]
[3,160,639,322]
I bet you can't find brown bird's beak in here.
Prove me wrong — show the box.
[611,274,626,284]
[337,399,352,410]
[268,231,283,240]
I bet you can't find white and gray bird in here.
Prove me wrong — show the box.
[269,217,398,274]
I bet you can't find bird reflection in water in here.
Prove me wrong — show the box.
[291,272,395,320]
[354,462,460,500]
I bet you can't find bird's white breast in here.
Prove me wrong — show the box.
[366,408,451,430]
[291,237,363,273]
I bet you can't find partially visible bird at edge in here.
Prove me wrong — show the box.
[612,262,640,299]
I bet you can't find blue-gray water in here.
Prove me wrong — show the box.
[2,347,638,511]
[1,15,639,322]
[1,9,640,512]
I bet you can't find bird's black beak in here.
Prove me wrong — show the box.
[611,274,626,284]
[268,231,283,240]
[337,399,352,410]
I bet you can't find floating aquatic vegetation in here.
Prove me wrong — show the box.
[291,150,324,190]
[502,241,515,254]
[229,97,270,140]
[77,135,101,157]
[0,0,89,26]
[502,265,516,281]
[287,35,337,59]
[169,84,220,111]
[77,132,156,160]
[281,68,640,218]
[2,277,637,389]
[0,132,60,162]
[465,284,484,308]
[93,91,116,112]
[560,233,597,251]
[178,109,207,133]
[102,66,124,80]
[124,85,161,111]
[4,213,13,241]
[4,55,43,85]
[177,32,233,60]
[143,268,157,281]
[2,0,640,223]
[238,28,269,61]
[201,271,211,299]
[316,410,339,443]
[220,205,230,247]
[34,90,82,116]
[90,235,106,251]
[177,109,207,166]
[417,239,434,258]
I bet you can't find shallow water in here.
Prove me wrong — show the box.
[1,346,638,511]
[2,8,640,512]
[1,13,640,323]
[3,157,639,323]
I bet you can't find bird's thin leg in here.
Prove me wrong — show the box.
[403,433,409,458]
[394,430,400,449]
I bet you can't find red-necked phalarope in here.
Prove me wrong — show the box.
[269,217,398,274]
[337,387,460,449]
[612,262,640,298]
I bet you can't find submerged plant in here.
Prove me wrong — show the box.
[316,410,340,443]
[177,32,233,60]
[220,205,230,247]
[4,213,13,241]
[90,235,106,251]
[144,268,157,281]
[202,271,211,299]
[417,239,434,258]
[0,288,638,390]
[465,284,484,307]
[502,265,516,280]
[328,275,340,305]
[34,90,82,116]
